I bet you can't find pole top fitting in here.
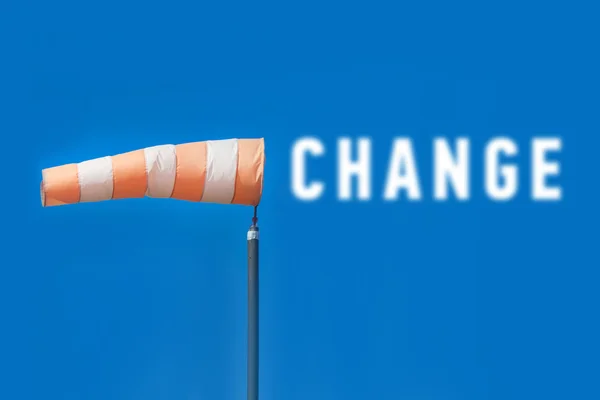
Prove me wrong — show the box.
[247,206,259,240]
[251,206,258,227]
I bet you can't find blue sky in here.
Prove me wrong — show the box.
[1,1,599,399]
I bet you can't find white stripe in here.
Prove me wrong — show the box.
[77,156,114,202]
[201,139,238,204]
[144,145,177,198]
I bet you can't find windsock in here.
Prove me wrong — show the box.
[41,138,265,207]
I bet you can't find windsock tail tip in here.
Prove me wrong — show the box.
[40,181,45,207]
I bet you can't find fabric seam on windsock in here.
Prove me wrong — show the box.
[41,138,264,207]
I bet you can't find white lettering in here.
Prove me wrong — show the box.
[383,138,422,201]
[434,138,470,200]
[337,137,372,201]
[485,138,518,201]
[291,137,325,201]
[532,137,562,200]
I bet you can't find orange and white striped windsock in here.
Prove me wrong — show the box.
[41,138,265,207]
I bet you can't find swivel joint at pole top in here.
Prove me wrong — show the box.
[251,206,258,227]
[248,206,259,241]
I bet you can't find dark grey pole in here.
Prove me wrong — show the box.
[247,207,259,400]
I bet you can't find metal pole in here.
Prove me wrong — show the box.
[247,207,259,400]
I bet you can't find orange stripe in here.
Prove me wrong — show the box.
[171,141,207,201]
[231,139,265,206]
[42,163,80,207]
[111,150,147,199]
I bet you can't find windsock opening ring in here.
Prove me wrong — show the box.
[41,138,265,207]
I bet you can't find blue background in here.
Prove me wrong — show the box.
[1,1,599,399]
